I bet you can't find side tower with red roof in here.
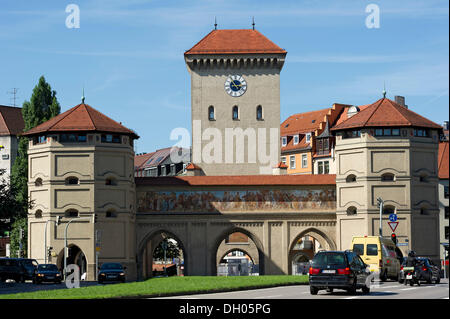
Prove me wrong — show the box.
[23,102,139,281]
[331,96,443,265]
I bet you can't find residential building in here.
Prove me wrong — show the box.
[135,147,190,177]
[438,141,449,268]
[0,105,24,176]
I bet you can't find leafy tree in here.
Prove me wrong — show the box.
[153,239,181,261]
[8,76,60,255]
[10,76,60,218]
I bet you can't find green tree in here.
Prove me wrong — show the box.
[153,239,181,260]
[9,76,60,255]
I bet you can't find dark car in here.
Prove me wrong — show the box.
[309,251,371,295]
[15,258,38,281]
[399,257,440,284]
[33,264,62,284]
[98,263,126,284]
[0,258,27,283]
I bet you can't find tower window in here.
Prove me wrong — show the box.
[381,173,395,182]
[65,209,78,218]
[347,206,357,215]
[35,210,43,218]
[256,105,263,120]
[232,106,239,120]
[346,174,356,183]
[35,178,43,187]
[208,106,215,121]
[65,177,79,185]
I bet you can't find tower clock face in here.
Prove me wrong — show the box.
[225,75,247,97]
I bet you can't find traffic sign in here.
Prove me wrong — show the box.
[388,221,398,232]
[389,214,397,222]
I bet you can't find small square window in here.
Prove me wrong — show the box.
[290,156,296,169]
[306,133,311,143]
[282,137,287,147]
[294,135,299,145]
[375,129,383,136]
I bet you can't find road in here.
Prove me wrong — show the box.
[156,279,449,299]
[1,278,448,299]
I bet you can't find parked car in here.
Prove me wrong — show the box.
[351,236,401,281]
[399,257,440,284]
[0,258,27,283]
[309,250,371,295]
[98,263,126,284]
[33,264,62,284]
[15,258,38,281]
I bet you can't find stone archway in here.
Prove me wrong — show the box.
[288,228,336,275]
[56,244,87,278]
[137,229,187,280]
[211,227,265,276]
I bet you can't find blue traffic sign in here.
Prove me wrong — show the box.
[389,214,397,222]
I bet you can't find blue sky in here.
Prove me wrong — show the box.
[0,0,448,153]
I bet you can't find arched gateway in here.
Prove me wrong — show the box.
[135,174,337,278]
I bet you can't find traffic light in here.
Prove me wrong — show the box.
[47,246,53,257]
[94,213,98,223]
[391,233,397,245]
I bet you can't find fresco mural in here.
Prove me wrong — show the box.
[137,188,336,213]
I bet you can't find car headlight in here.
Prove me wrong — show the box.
[120,273,125,276]
[56,273,61,277]
[38,274,44,277]
[100,273,105,276]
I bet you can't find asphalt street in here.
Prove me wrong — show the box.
[156,279,449,299]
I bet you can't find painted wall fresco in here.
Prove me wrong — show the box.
[137,189,336,213]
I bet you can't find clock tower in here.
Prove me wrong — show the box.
[184,29,287,176]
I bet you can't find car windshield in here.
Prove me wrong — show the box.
[312,253,346,267]
[101,263,123,270]
[38,264,58,271]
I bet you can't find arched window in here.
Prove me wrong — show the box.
[346,174,356,183]
[232,106,239,120]
[256,105,263,120]
[106,210,117,218]
[347,206,357,215]
[105,177,117,186]
[420,207,428,215]
[65,209,78,218]
[35,210,43,218]
[35,178,43,187]
[65,177,79,185]
[419,174,428,182]
[383,205,395,215]
[208,106,215,121]
[381,173,395,182]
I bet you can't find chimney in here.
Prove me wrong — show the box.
[394,96,407,109]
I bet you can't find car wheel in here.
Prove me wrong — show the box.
[380,270,387,282]
[310,286,318,295]
[362,285,370,294]
[347,281,357,294]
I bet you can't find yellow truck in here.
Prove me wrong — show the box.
[351,236,401,281]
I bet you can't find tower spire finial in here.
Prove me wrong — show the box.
[252,16,255,30]
[382,81,386,98]
[81,86,85,104]
[214,16,217,30]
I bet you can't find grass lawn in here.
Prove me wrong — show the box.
[0,275,309,299]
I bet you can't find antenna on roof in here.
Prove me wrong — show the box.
[382,81,386,98]
[214,16,217,30]
[81,86,85,104]
[7,88,19,107]
[252,16,255,30]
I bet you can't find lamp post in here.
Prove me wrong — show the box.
[377,197,384,237]
[162,240,168,276]
[63,217,91,280]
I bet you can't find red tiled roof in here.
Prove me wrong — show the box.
[135,152,155,169]
[281,108,329,136]
[438,141,449,179]
[22,103,139,138]
[186,163,202,170]
[135,174,336,186]
[331,98,442,131]
[0,105,24,136]
[333,104,371,127]
[185,29,287,55]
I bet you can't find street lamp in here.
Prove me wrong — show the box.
[377,197,384,237]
